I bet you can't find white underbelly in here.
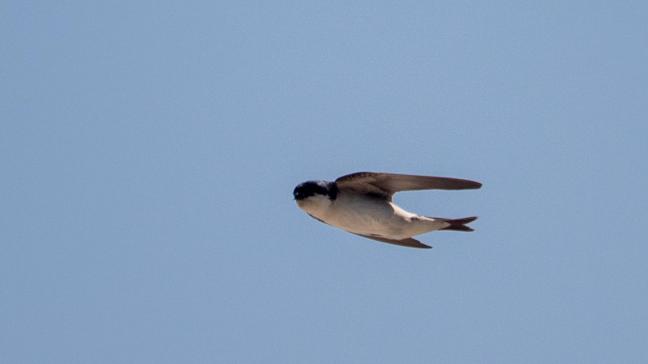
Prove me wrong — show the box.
[299,192,446,239]
[326,198,412,238]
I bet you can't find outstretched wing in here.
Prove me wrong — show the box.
[336,172,481,199]
[351,233,432,249]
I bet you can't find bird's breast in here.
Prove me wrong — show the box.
[325,195,410,237]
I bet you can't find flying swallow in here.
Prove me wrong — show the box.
[293,172,481,248]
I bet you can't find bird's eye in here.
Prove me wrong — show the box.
[293,188,306,200]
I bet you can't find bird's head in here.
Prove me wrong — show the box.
[293,180,338,200]
[293,180,338,211]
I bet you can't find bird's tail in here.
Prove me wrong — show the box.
[436,216,478,232]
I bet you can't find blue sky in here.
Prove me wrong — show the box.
[2,1,647,363]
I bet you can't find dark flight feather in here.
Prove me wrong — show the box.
[336,172,481,199]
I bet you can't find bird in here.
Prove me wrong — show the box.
[293,172,482,249]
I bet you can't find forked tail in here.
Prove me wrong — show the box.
[438,216,478,232]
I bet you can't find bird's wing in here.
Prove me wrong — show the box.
[335,172,481,199]
[352,233,432,249]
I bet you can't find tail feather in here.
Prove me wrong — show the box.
[437,216,478,232]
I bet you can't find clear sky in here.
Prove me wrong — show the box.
[2,1,647,363]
